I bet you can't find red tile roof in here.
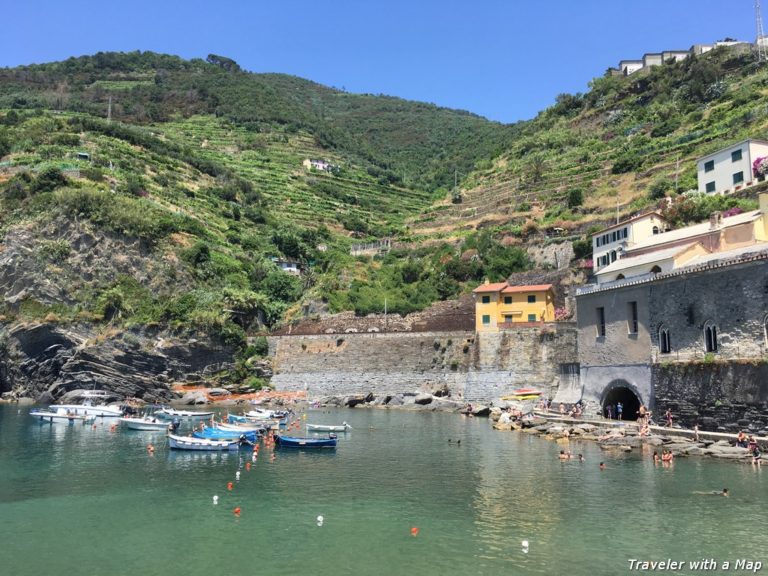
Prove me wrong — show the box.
[501,284,553,294]
[472,282,508,293]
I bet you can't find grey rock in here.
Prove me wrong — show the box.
[414,393,433,405]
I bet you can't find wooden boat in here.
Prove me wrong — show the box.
[30,410,96,424]
[193,428,259,443]
[167,433,239,451]
[229,413,287,427]
[306,422,351,432]
[119,417,171,431]
[156,408,214,420]
[275,434,337,449]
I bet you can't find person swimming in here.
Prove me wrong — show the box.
[693,488,728,497]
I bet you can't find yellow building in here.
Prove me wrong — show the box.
[472,281,555,332]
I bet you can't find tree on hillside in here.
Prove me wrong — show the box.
[206,54,241,73]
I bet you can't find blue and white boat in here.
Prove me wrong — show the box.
[167,433,239,451]
[275,434,337,449]
[193,427,259,443]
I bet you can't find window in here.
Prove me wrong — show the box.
[650,265,661,274]
[623,228,628,239]
[527,295,536,303]
[596,237,602,247]
[733,171,744,185]
[616,274,625,280]
[482,315,491,326]
[596,307,606,337]
[627,301,638,334]
[705,181,716,193]
[504,296,512,305]
[704,160,714,172]
[481,295,490,304]
[659,327,671,354]
[704,322,718,353]
[504,315,513,323]
[652,225,660,234]
[610,250,617,263]
[527,314,537,322]
[731,149,742,162]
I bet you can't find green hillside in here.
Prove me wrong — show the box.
[0,46,765,346]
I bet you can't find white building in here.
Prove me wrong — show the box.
[592,212,669,272]
[696,139,768,194]
[619,59,643,76]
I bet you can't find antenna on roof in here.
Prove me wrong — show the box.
[757,0,768,62]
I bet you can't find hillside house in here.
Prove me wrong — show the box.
[592,212,669,272]
[696,139,768,195]
[302,158,336,172]
[472,282,555,332]
[271,257,301,275]
[594,195,768,284]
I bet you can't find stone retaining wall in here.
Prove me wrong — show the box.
[652,361,768,434]
[268,325,579,403]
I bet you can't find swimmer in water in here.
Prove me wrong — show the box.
[693,488,728,497]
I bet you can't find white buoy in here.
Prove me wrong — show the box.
[522,540,529,553]
[316,515,324,526]
[213,495,219,505]
[235,471,241,481]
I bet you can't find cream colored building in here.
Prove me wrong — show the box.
[696,139,768,195]
[592,212,669,272]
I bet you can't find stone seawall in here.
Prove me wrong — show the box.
[268,325,579,403]
[653,361,768,433]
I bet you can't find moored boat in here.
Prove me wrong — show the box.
[119,417,173,431]
[275,434,338,449]
[306,422,351,432]
[49,402,123,418]
[155,408,214,420]
[215,421,269,434]
[30,410,96,424]
[193,427,259,443]
[167,433,239,451]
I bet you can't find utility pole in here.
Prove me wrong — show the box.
[384,297,388,330]
[107,95,112,122]
[757,0,768,63]
[675,154,680,192]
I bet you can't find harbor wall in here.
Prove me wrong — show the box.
[268,324,579,403]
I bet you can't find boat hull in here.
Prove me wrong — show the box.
[30,410,95,424]
[119,417,170,431]
[275,435,337,449]
[193,429,259,442]
[167,434,239,451]
[49,404,123,417]
[306,424,350,432]
[156,409,214,420]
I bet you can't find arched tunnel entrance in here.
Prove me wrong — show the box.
[602,382,641,421]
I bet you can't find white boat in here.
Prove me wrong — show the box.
[215,421,269,433]
[167,433,239,451]
[119,417,172,431]
[30,410,96,424]
[307,422,352,432]
[49,402,123,418]
[247,408,289,419]
[155,408,215,420]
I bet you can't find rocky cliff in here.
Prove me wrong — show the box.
[0,322,234,402]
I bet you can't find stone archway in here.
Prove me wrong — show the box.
[601,380,642,421]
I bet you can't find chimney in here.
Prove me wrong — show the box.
[709,211,723,230]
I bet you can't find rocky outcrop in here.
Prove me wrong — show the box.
[0,322,234,402]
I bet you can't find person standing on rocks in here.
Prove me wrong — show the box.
[616,402,623,420]
[665,409,673,428]
[606,404,613,420]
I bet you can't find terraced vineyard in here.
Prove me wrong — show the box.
[409,46,768,242]
[155,116,435,232]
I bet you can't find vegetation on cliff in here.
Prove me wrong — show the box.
[0,46,766,348]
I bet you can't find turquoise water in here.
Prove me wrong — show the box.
[0,405,765,576]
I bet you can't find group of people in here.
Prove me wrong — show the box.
[652,450,675,465]
[604,402,623,420]
[736,431,762,465]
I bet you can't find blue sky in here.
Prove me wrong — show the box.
[1,0,758,124]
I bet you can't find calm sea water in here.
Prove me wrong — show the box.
[0,404,765,576]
